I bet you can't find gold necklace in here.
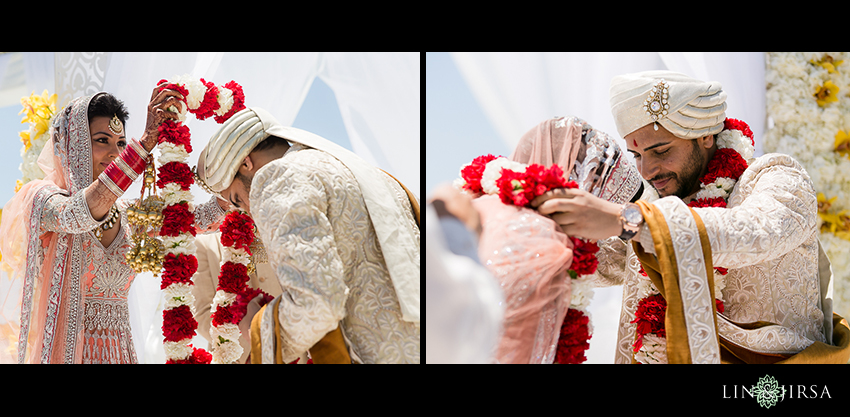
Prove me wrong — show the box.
[93,204,120,240]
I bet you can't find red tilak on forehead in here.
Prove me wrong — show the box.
[633,138,638,147]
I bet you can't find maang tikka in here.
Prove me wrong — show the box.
[109,114,124,135]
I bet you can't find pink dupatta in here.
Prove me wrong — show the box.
[475,117,642,364]
[0,94,105,363]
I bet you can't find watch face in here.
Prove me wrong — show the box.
[624,207,642,224]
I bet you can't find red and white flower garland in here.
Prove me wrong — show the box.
[456,155,599,364]
[631,118,754,364]
[155,76,245,364]
[210,211,255,363]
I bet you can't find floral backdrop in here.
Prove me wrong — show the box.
[763,52,850,328]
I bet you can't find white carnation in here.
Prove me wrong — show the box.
[212,290,238,310]
[569,276,595,312]
[163,283,195,310]
[480,157,527,195]
[157,142,190,165]
[163,340,194,360]
[222,246,251,266]
[636,279,658,300]
[161,233,196,256]
[634,333,668,364]
[169,74,208,111]
[161,181,194,206]
[214,85,234,117]
[211,340,243,364]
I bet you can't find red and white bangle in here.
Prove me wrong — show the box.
[98,138,150,197]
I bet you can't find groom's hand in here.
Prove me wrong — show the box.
[532,188,623,241]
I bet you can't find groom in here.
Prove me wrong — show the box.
[196,108,420,364]
[534,70,850,364]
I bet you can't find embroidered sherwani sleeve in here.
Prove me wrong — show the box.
[252,162,349,364]
[690,154,818,270]
[40,188,108,234]
[193,195,227,234]
[588,236,627,287]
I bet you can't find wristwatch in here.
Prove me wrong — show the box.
[618,202,643,240]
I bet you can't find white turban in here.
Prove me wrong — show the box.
[609,70,727,140]
[198,107,285,193]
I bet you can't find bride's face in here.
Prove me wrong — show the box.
[90,116,127,181]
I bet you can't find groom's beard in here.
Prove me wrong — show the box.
[235,171,253,202]
[650,141,706,199]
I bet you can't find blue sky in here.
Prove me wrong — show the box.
[425,52,509,199]
[0,76,351,208]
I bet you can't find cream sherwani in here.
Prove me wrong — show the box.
[593,154,837,363]
[250,143,420,364]
[192,232,313,364]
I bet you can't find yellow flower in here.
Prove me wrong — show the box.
[815,80,840,107]
[18,90,57,129]
[19,131,31,152]
[837,131,850,158]
[818,192,837,213]
[811,55,844,74]
[15,180,23,193]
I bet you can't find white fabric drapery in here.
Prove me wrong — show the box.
[0,52,420,363]
[450,52,766,158]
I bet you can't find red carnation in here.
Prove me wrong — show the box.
[715,298,725,314]
[688,197,728,208]
[157,119,192,153]
[700,148,748,185]
[460,154,499,194]
[157,161,194,191]
[218,262,249,294]
[535,164,573,195]
[191,78,221,120]
[554,308,592,364]
[233,288,274,323]
[715,267,728,275]
[158,80,190,98]
[631,293,667,353]
[497,168,535,207]
[160,202,196,237]
[569,237,600,277]
[220,211,255,252]
[160,253,198,289]
[214,81,246,124]
[212,304,238,326]
[162,305,198,342]
[724,118,754,146]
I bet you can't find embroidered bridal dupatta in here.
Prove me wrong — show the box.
[632,201,850,364]
[477,117,642,364]
[0,94,108,363]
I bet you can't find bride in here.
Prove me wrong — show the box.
[0,86,228,364]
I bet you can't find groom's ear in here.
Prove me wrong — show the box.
[241,155,254,172]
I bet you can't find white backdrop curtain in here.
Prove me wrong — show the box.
[449,52,765,363]
[0,52,419,363]
[450,52,766,159]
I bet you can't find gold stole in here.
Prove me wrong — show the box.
[250,297,352,364]
[632,200,719,363]
[632,200,850,364]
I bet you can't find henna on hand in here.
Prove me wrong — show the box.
[86,178,120,221]
[140,82,186,152]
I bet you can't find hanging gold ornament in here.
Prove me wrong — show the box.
[127,157,165,276]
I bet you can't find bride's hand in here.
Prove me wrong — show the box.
[140,82,185,152]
